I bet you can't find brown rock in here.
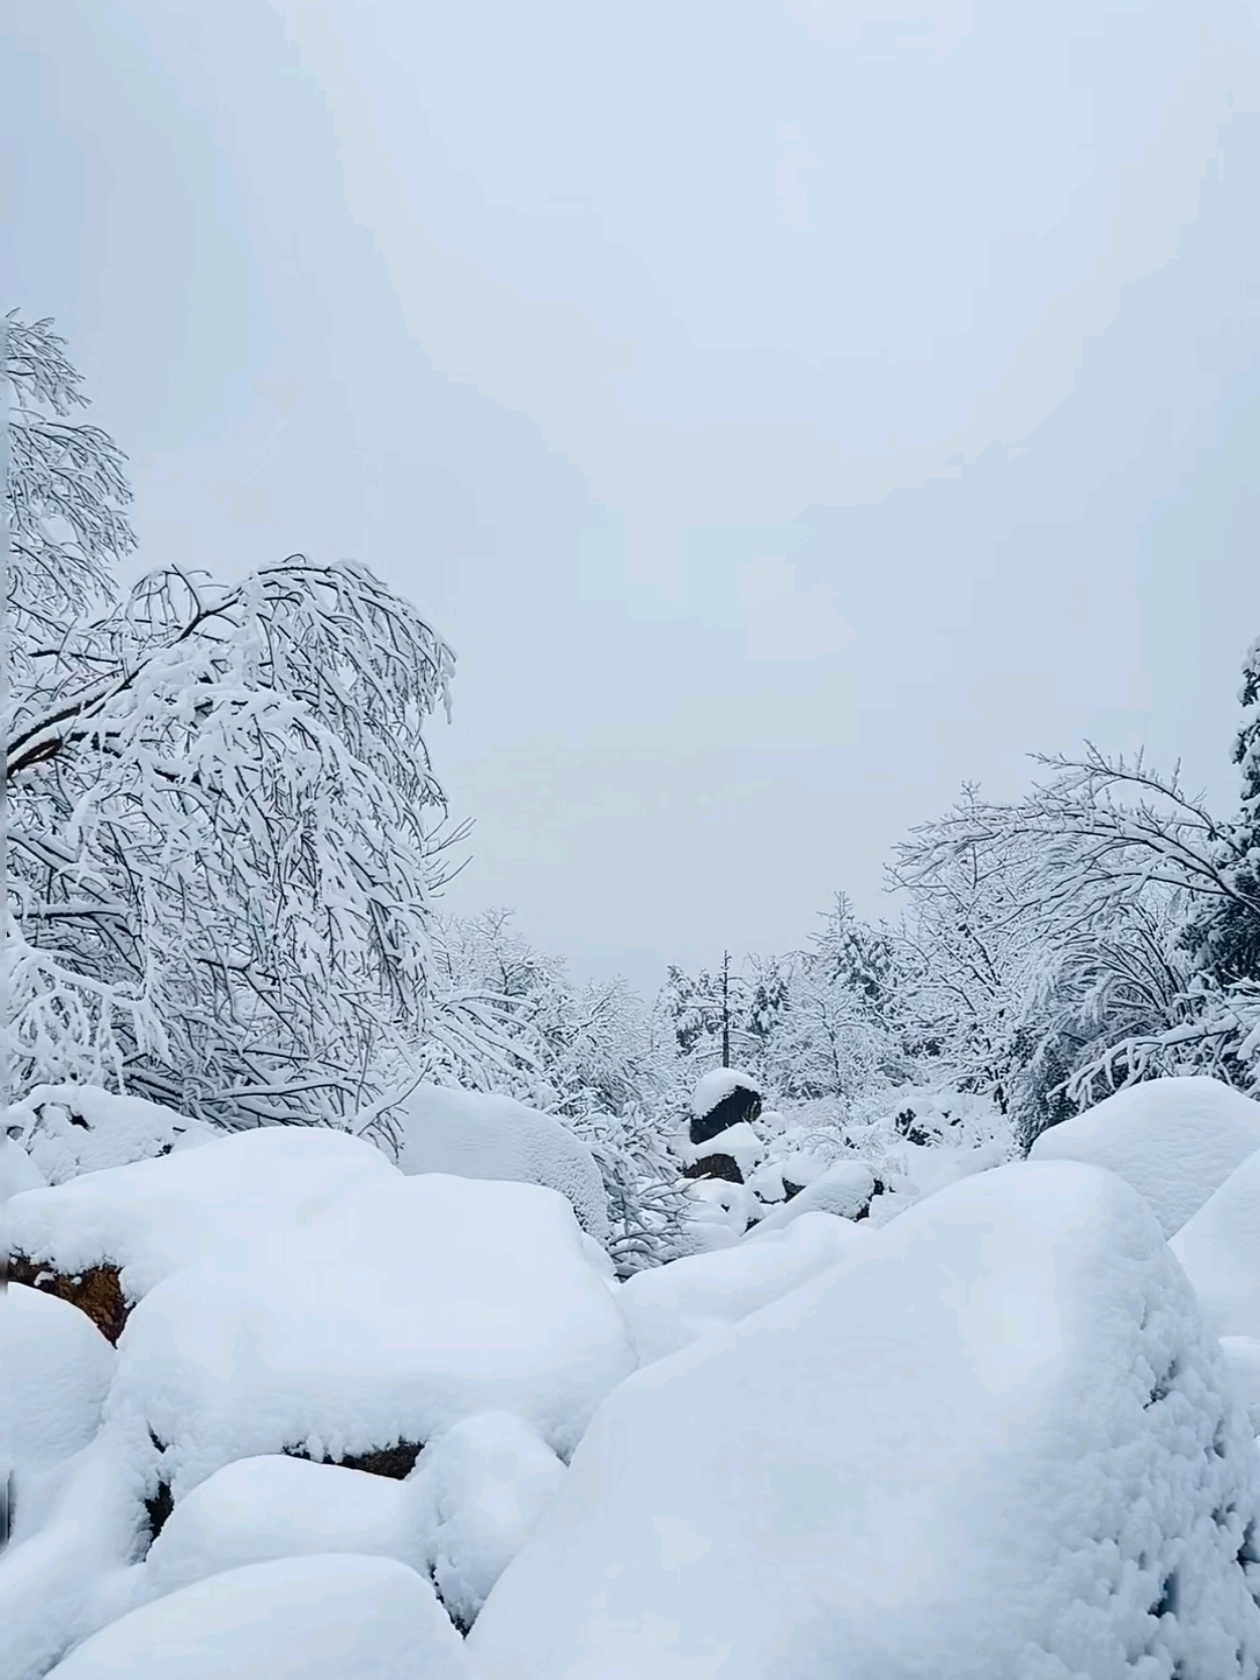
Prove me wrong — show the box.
[8,1256,130,1345]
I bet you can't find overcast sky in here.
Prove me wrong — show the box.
[7,0,1260,994]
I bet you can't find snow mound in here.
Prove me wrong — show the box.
[3,1124,399,1303]
[3,1085,216,1186]
[44,1553,469,1680]
[619,1211,863,1364]
[1030,1075,1260,1235]
[1220,1338,1260,1434]
[689,1067,760,1120]
[0,1137,45,1204]
[469,1161,1260,1680]
[1,1284,115,1472]
[679,1120,763,1175]
[143,1455,420,1600]
[411,1411,566,1630]
[110,1172,635,1496]
[1171,1147,1260,1340]
[752,1160,877,1231]
[387,1082,609,1242]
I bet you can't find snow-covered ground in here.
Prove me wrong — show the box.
[6,1074,1260,1679]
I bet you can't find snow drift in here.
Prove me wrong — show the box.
[469,1161,1260,1680]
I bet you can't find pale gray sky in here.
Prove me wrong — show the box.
[6,0,1260,993]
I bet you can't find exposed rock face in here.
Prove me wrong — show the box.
[8,1256,130,1345]
[682,1153,744,1185]
[285,1442,424,1481]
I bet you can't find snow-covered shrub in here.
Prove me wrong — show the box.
[2,1086,215,1186]
[469,1161,1260,1680]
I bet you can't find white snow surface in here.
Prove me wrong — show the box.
[142,1455,422,1599]
[1171,1146,1260,1340]
[752,1160,877,1231]
[469,1161,1260,1680]
[386,1081,609,1242]
[0,1138,45,1204]
[410,1411,567,1630]
[689,1067,761,1120]
[1220,1338,1260,1433]
[108,1170,635,1497]
[2,1124,399,1302]
[619,1211,864,1365]
[1,1284,115,1472]
[43,1554,469,1680]
[680,1121,764,1174]
[2,1086,216,1186]
[1029,1075,1260,1236]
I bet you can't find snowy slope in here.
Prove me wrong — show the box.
[1171,1148,1260,1341]
[1029,1076,1260,1236]
[469,1161,1260,1680]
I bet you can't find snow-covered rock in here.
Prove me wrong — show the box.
[1171,1147,1260,1341]
[752,1159,877,1230]
[1030,1075,1260,1236]
[3,1085,216,1186]
[469,1161,1260,1680]
[109,1171,635,1498]
[1,1284,115,1472]
[410,1411,566,1630]
[142,1456,422,1600]
[3,1124,399,1307]
[679,1120,764,1177]
[619,1211,863,1364]
[43,1554,468,1680]
[387,1082,609,1243]
[689,1068,762,1144]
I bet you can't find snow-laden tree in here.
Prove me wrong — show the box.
[4,313,460,1126]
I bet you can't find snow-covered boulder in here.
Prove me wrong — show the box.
[469,1161,1260,1680]
[410,1411,567,1630]
[619,1211,863,1364]
[752,1159,878,1231]
[44,1554,469,1680]
[1171,1147,1260,1341]
[3,1085,216,1186]
[3,1125,400,1337]
[1030,1076,1260,1235]
[110,1172,635,1499]
[387,1082,609,1243]
[689,1068,762,1145]
[1,1284,115,1473]
[142,1455,423,1600]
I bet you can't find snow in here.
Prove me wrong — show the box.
[2,1124,399,1303]
[1029,1075,1260,1236]
[410,1411,566,1629]
[679,1120,764,1175]
[1171,1147,1260,1340]
[751,1160,877,1231]
[0,1138,45,1204]
[469,1161,1260,1680]
[689,1067,760,1120]
[386,1081,609,1243]
[108,1170,635,1498]
[1,1284,115,1472]
[42,1554,469,1680]
[142,1456,421,1599]
[1220,1338,1260,1433]
[618,1211,864,1364]
[2,1086,216,1187]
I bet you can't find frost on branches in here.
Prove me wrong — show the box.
[4,313,458,1126]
